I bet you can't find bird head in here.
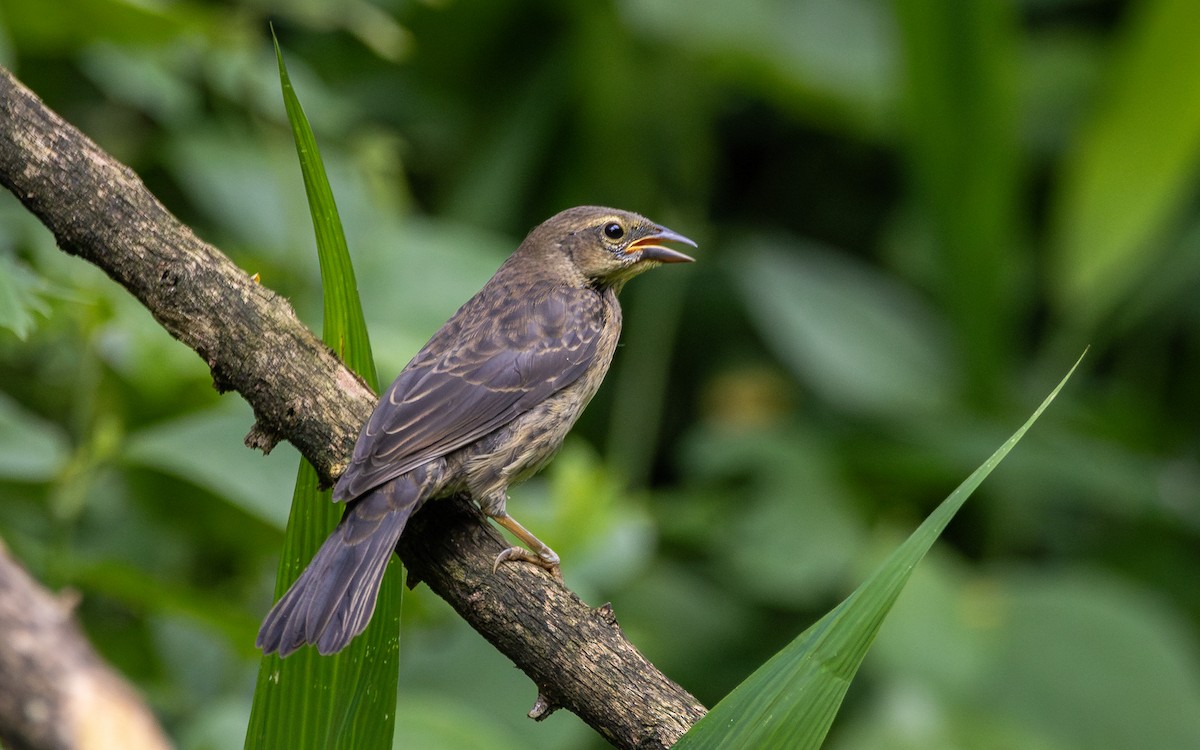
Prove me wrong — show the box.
[531,206,696,291]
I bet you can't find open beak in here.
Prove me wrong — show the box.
[629,226,697,263]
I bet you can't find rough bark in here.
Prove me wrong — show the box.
[400,498,707,748]
[0,65,705,749]
[0,69,375,479]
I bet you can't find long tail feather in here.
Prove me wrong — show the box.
[257,463,441,657]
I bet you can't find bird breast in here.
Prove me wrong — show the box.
[460,287,623,508]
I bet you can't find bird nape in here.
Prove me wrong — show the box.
[257,206,696,657]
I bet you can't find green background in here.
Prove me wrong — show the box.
[2,0,1199,748]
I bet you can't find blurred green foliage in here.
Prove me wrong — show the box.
[1,0,1198,748]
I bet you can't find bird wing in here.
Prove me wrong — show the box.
[333,282,606,501]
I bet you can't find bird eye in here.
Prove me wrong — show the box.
[603,222,625,241]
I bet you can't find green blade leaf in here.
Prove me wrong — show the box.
[245,33,399,750]
[674,352,1086,750]
[272,41,376,376]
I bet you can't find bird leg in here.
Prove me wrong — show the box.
[488,511,563,581]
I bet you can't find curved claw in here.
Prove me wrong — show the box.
[492,546,563,582]
[487,511,563,581]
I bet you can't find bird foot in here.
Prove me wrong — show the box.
[492,546,563,582]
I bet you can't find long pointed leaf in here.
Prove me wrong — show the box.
[245,34,399,750]
[675,352,1085,749]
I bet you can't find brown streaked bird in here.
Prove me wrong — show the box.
[257,206,695,657]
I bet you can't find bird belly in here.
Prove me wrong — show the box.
[463,349,616,511]
[460,289,621,514]
[461,390,582,513]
